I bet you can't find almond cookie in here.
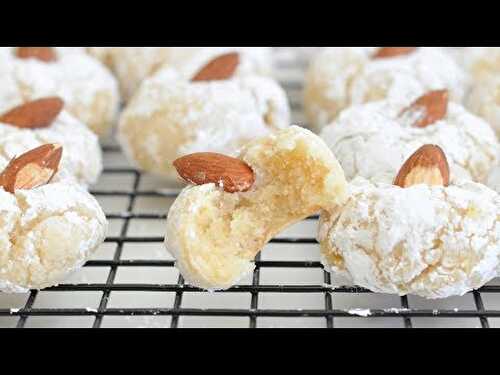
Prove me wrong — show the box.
[319,146,500,299]
[0,47,120,137]
[118,53,290,182]
[0,145,107,292]
[0,98,102,187]
[304,47,468,133]
[87,47,273,101]
[320,91,498,184]
[165,126,348,290]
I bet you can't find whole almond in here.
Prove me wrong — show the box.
[373,47,417,59]
[191,53,240,82]
[399,90,449,128]
[0,144,63,194]
[173,152,255,193]
[16,47,57,62]
[0,97,64,129]
[394,144,450,188]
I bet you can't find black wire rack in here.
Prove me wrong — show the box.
[0,48,499,328]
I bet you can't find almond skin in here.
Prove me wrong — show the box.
[0,97,64,129]
[399,90,449,128]
[0,144,63,194]
[394,144,450,188]
[16,47,57,62]
[373,47,417,59]
[173,152,255,193]
[191,53,240,82]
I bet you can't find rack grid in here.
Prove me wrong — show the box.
[0,47,499,328]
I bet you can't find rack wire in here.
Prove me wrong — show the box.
[0,47,499,328]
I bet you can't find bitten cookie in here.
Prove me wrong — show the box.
[0,47,120,136]
[88,47,273,101]
[304,47,468,133]
[319,145,500,299]
[165,126,348,290]
[320,91,498,184]
[118,52,290,181]
[0,144,107,292]
[0,97,103,186]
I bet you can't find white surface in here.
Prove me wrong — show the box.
[0,47,496,328]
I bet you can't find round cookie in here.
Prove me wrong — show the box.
[304,47,468,133]
[0,47,120,137]
[319,175,500,299]
[320,91,498,184]
[87,47,274,101]
[118,55,290,182]
[165,126,348,290]
[0,98,102,187]
[0,146,107,293]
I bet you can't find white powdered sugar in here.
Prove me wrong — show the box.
[487,156,500,193]
[320,100,498,184]
[347,308,372,317]
[466,74,500,137]
[0,110,102,187]
[319,178,500,299]
[0,183,107,293]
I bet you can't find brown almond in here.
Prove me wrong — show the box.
[173,152,255,193]
[373,47,417,59]
[394,144,450,188]
[16,47,57,62]
[0,97,64,129]
[399,90,449,128]
[0,144,63,194]
[191,53,240,82]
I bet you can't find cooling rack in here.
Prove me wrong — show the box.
[0,47,499,328]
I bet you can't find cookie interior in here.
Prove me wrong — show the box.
[169,129,347,290]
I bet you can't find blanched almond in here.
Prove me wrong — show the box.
[394,144,450,188]
[191,53,240,82]
[173,152,255,193]
[0,144,63,193]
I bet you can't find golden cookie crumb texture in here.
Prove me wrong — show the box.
[165,126,348,290]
